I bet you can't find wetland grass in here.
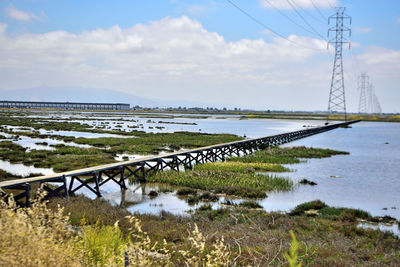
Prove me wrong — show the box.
[13,192,396,266]
[238,200,263,209]
[0,141,116,172]
[148,170,293,198]
[228,146,349,164]
[194,161,289,173]
[74,131,241,154]
[0,186,394,266]
[289,200,371,222]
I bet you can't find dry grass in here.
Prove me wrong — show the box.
[0,192,234,266]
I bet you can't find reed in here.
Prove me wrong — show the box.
[228,146,349,164]
[148,170,293,198]
[194,161,289,173]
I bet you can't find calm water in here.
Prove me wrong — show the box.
[11,110,331,137]
[264,121,400,220]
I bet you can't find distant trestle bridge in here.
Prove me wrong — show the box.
[0,100,130,111]
[0,120,360,206]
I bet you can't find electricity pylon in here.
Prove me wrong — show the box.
[367,84,375,113]
[373,93,382,114]
[327,7,351,121]
[358,72,369,113]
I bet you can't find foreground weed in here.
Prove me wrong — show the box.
[0,191,81,266]
[285,231,302,267]
[0,190,234,266]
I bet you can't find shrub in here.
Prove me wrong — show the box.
[290,200,327,216]
[239,200,263,209]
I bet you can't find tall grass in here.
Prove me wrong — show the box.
[194,161,289,173]
[148,170,293,198]
[0,191,233,266]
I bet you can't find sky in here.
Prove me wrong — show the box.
[0,0,399,112]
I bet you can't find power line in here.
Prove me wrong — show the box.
[326,0,335,9]
[285,0,326,39]
[310,0,328,21]
[288,0,326,24]
[225,0,326,51]
[262,0,326,38]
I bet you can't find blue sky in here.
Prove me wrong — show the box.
[0,0,399,112]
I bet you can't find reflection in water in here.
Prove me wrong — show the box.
[0,159,54,177]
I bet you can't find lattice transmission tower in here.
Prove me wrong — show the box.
[358,72,369,113]
[327,7,351,120]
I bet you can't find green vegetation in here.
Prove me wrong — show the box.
[285,230,302,267]
[176,188,197,196]
[289,200,371,222]
[194,161,289,172]
[289,200,328,216]
[0,141,116,173]
[148,170,293,198]
[238,200,263,209]
[74,131,241,154]
[0,169,44,182]
[43,195,400,266]
[178,191,220,205]
[229,146,348,165]
[1,193,232,266]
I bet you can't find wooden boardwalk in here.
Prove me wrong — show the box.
[0,120,360,206]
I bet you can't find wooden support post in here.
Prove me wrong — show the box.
[141,163,146,182]
[119,167,127,189]
[99,169,127,189]
[69,174,102,197]
[40,176,69,199]
[95,172,101,196]
[7,183,31,207]
[25,183,31,207]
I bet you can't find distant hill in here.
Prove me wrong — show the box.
[0,86,214,109]
[0,86,164,107]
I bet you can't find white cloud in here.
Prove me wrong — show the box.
[260,0,338,10]
[356,47,400,77]
[396,17,400,24]
[0,16,398,112]
[5,5,44,22]
[354,27,372,34]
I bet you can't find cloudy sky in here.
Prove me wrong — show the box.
[0,0,399,112]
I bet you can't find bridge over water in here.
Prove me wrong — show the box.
[0,120,360,206]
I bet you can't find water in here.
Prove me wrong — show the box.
[10,110,329,137]
[0,159,54,177]
[0,131,93,151]
[262,122,400,219]
[358,222,400,238]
